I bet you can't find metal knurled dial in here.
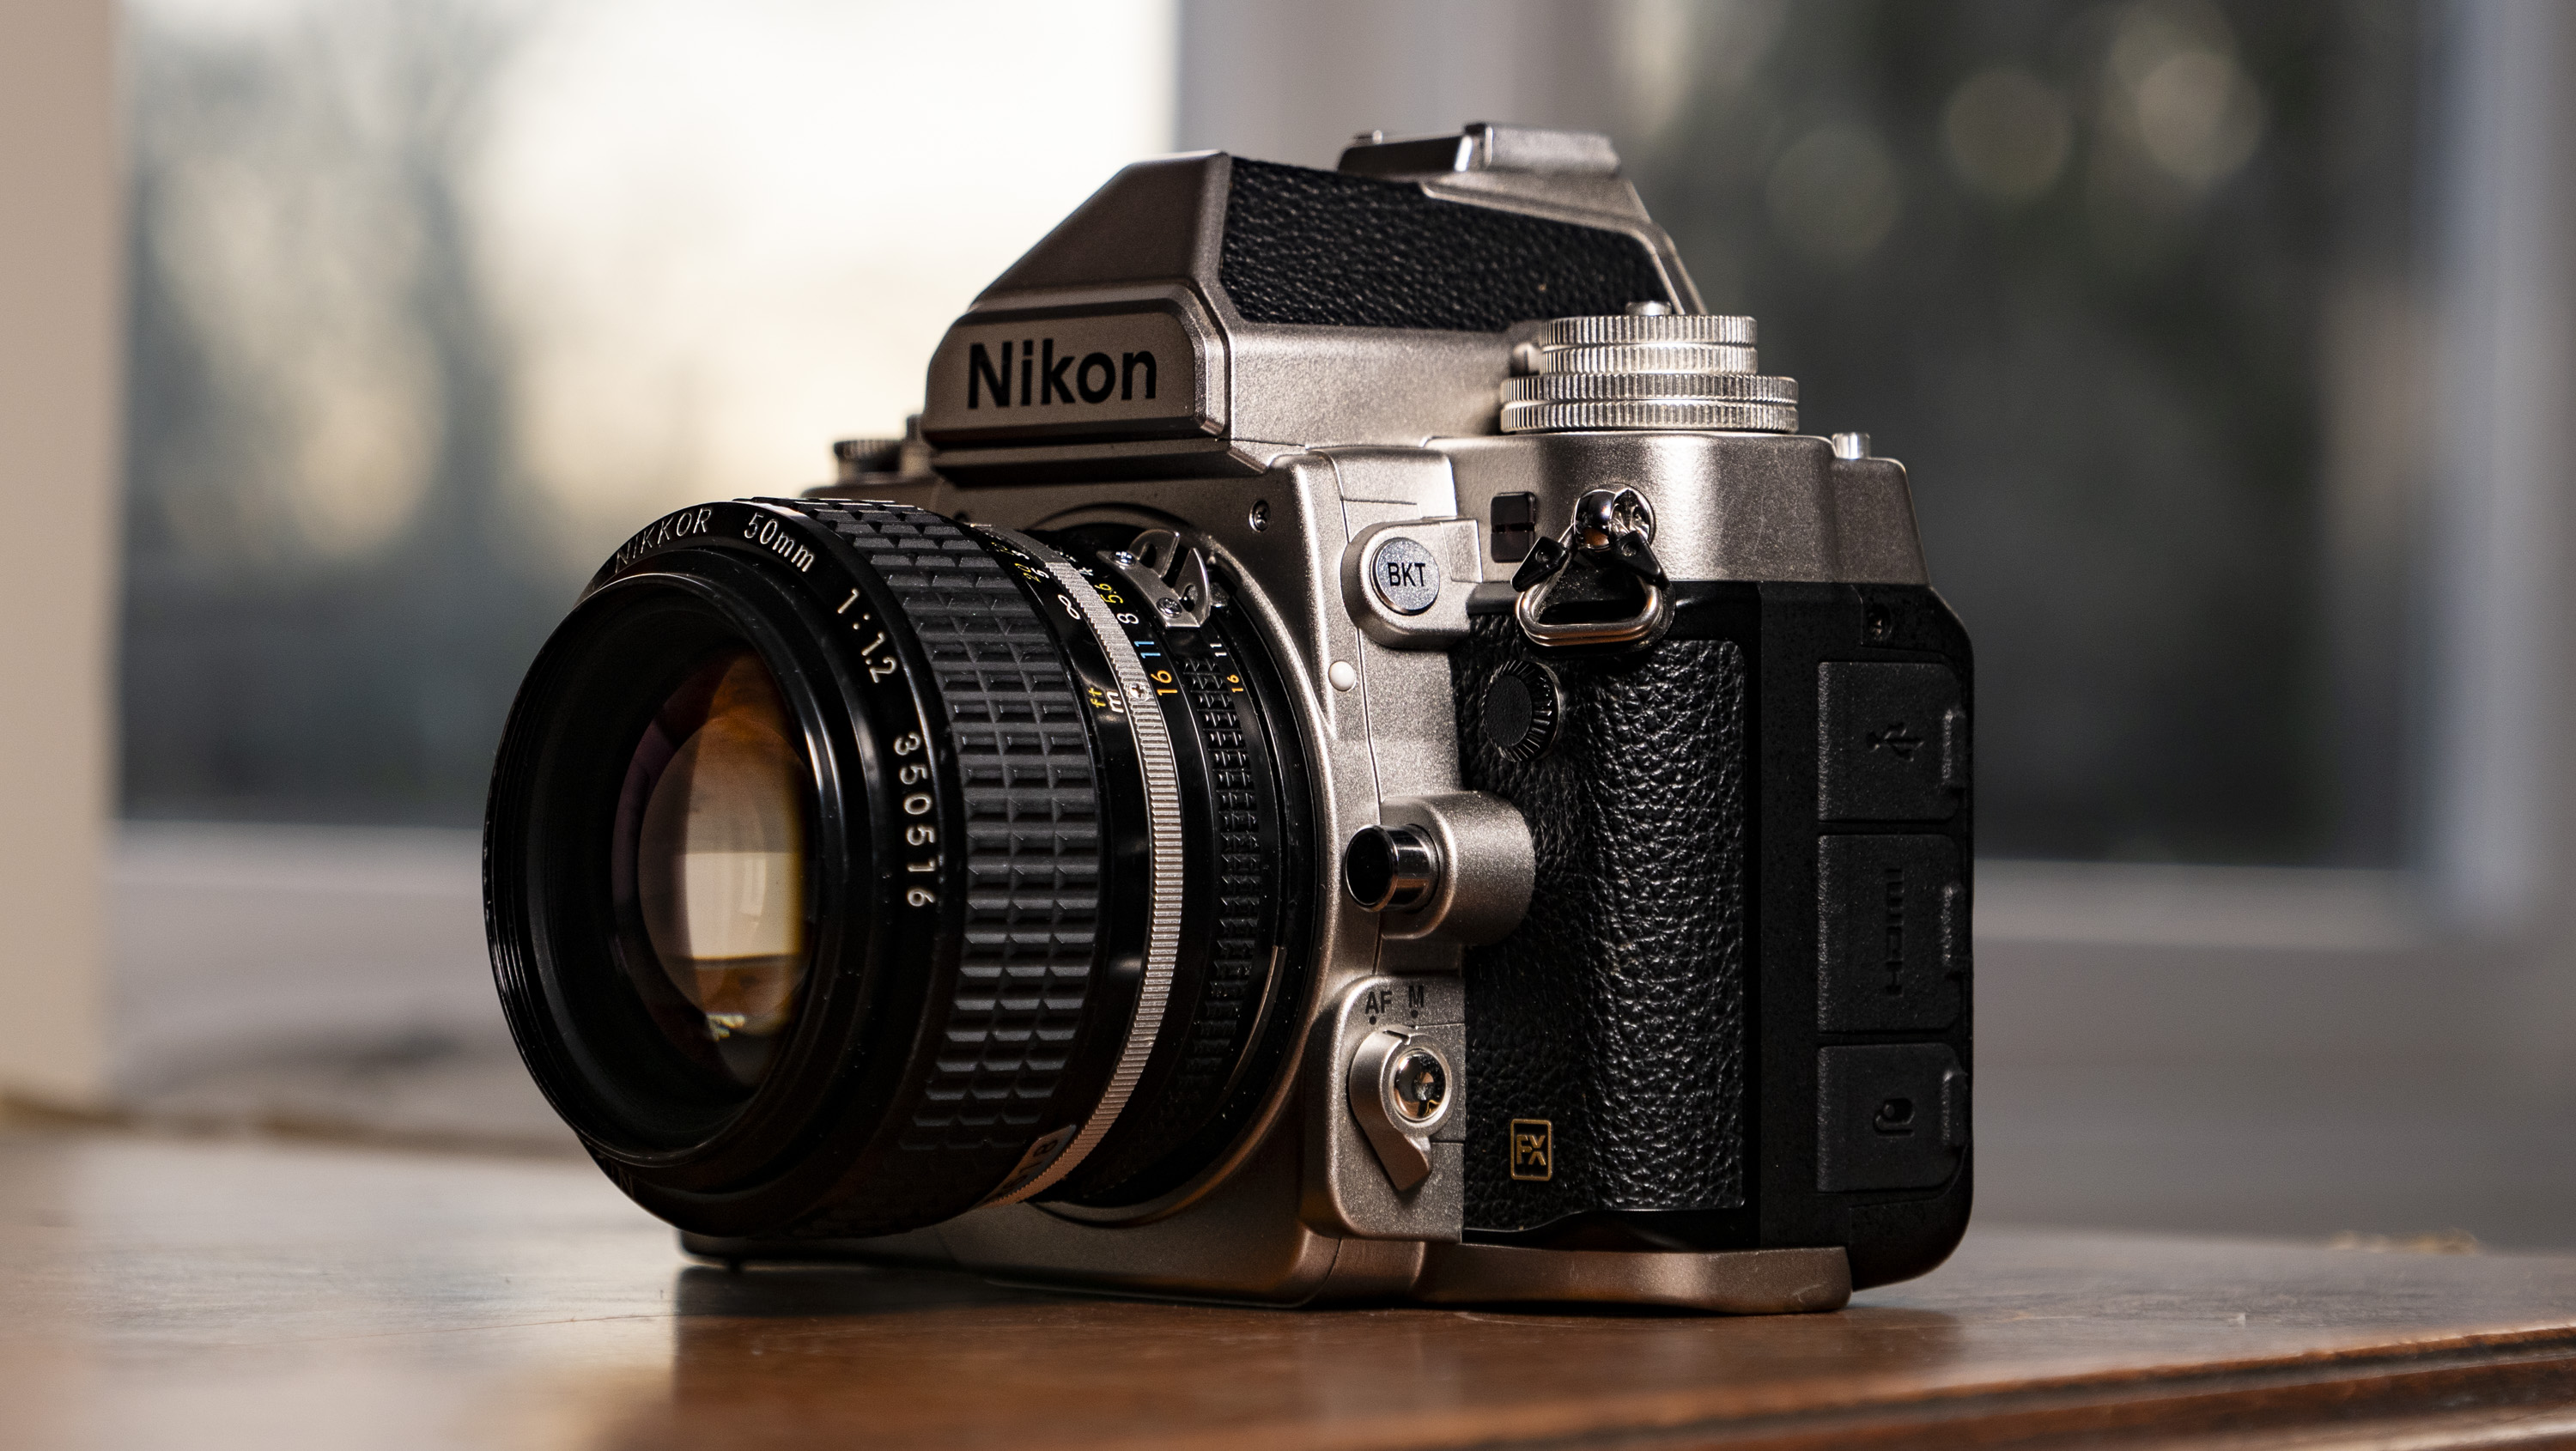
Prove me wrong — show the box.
[1500,305,1798,434]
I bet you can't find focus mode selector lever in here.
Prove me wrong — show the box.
[1342,824,1440,914]
[1347,1028,1453,1192]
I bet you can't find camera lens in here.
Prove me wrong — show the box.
[488,501,1311,1240]
[615,647,811,1089]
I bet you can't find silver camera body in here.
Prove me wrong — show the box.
[670,125,1964,1313]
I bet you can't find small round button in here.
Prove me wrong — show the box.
[1367,536,1442,616]
[1481,661,1561,763]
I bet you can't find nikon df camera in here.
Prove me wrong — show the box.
[487,124,1973,1312]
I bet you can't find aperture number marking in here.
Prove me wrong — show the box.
[854,626,896,683]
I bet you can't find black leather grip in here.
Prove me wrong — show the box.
[1452,616,1751,1235]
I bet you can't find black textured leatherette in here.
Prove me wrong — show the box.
[1455,617,1748,1231]
[1219,159,1672,331]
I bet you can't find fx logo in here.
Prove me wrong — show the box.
[1509,1119,1554,1181]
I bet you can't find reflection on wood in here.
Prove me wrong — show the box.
[2,1126,2573,1449]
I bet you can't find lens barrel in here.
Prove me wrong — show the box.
[488,501,1309,1238]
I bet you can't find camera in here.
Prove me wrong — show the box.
[487,124,1972,1312]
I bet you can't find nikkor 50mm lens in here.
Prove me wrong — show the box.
[486,501,1309,1239]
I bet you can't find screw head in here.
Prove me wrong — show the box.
[1388,1047,1448,1123]
[1248,500,1271,532]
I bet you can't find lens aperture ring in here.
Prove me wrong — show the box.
[968,532,1188,1203]
[1046,586,1300,1205]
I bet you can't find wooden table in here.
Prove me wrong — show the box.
[4,1126,2574,1450]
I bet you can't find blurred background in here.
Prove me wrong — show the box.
[9,0,2576,1246]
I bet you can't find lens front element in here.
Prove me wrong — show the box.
[621,647,811,1087]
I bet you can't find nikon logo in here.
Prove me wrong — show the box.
[966,338,1159,409]
[920,308,1208,446]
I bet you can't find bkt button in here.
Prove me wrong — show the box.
[1368,535,1443,616]
[1818,661,1965,823]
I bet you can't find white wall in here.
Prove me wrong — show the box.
[0,0,119,1107]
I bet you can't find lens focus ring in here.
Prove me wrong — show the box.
[792,503,1116,1229]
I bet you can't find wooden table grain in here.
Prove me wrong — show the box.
[3,1126,2574,1450]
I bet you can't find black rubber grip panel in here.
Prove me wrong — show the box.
[796,505,1103,1159]
[1219,158,1674,331]
[1454,618,1750,1232]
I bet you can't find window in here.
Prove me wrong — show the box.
[119,0,1175,822]
[1619,1,2424,865]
